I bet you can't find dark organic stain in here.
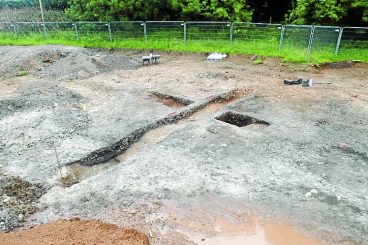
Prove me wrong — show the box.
[215,111,270,127]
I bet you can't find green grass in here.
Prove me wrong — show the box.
[252,57,264,65]
[15,69,28,76]
[0,31,367,64]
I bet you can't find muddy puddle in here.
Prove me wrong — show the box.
[185,218,328,245]
[187,223,326,245]
[162,198,330,245]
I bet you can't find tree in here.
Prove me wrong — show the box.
[45,0,68,10]
[66,0,183,21]
[352,0,368,22]
[248,0,292,23]
[288,0,368,26]
[173,0,253,22]
[66,0,252,22]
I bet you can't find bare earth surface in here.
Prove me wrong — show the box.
[0,45,367,245]
[0,218,149,245]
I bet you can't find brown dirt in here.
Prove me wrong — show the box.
[158,197,333,245]
[1,49,367,245]
[0,218,150,245]
[151,95,187,109]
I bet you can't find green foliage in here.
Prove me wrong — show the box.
[252,57,264,64]
[173,0,252,21]
[289,0,347,25]
[66,0,178,21]
[248,0,292,23]
[0,0,367,26]
[16,70,28,76]
[352,0,368,22]
[288,0,368,25]
[65,0,252,22]
[44,0,68,10]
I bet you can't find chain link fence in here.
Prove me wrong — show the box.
[186,21,231,41]
[184,22,232,49]
[340,27,368,53]
[13,22,47,39]
[281,25,312,51]
[45,22,76,40]
[146,21,184,41]
[0,22,16,38]
[110,21,144,41]
[0,21,367,60]
[311,26,342,55]
[77,22,109,41]
[233,23,281,53]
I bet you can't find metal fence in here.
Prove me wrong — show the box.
[233,23,281,51]
[0,21,367,60]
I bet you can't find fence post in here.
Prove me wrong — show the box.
[306,26,315,59]
[11,23,17,36]
[278,26,285,50]
[107,22,112,41]
[229,23,233,46]
[143,22,147,42]
[42,23,48,40]
[335,27,343,55]
[73,22,79,40]
[183,22,187,47]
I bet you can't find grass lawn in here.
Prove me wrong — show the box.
[0,31,367,64]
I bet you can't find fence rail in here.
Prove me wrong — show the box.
[0,21,367,60]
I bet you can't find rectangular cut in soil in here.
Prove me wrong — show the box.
[151,92,193,109]
[215,111,270,127]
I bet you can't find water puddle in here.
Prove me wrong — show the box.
[187,226,269,245]
[184,217,328,245]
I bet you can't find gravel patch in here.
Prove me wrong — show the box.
[0,174,46,232]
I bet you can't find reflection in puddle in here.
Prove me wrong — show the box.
[186,218,328,245]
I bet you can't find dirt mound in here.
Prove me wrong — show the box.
[0,81,91,181]
[0,218,150,245]
[0,46,139,80]
[0,82,85,119]
[0,174,46,232]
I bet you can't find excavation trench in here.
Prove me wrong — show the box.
[61,88,251,186]
[215,111,270,127]
[151,91,194,109]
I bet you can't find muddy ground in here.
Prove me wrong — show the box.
[0,45,367,245]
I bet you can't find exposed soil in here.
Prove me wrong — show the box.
[151,92,194,109]
[153,95,187,108]
[0,174,45,232]
[0,46,139,80]
[0,218,150,245]
[215,111,270,127]
[0,45,368,245]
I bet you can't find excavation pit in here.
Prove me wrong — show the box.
[151,92,194,109]
[215,111,270,127]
